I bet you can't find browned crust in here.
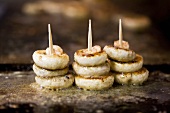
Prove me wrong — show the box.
[109,54,142,64]
[36,50,67,57]
[36,75,72,79]
[76,74,112,80]
[106,45,133,52]
[76,49,105,57]
[34,64,69,71]
[113,67,147,75]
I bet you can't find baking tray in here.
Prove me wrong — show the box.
[0,64,169,113]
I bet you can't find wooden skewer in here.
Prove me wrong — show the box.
[119,19,123,47]
[48,24,54,55]
[88,19,92,51]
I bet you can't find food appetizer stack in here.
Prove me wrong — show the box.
[73,20,114,90]
[32,24,74,89]
[104,19,149,85]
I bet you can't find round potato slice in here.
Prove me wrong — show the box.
[114,67,149,85]
[32,50,69,70]
[35,74,74,89]
[72,62,110,77]
[33,64,68,77]
[110,54,143,72]
[75,73,114,90]
[74,50,107,67]
[104,45,136,62]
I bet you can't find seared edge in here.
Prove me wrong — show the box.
[72,62,110,77]
[75,73,114,90]
[33,64,68,77]
[32,50,69,70]
[74,50,107,66]
[35,74,74,89]
[110,54,143,72]
[114,67,149,85]
[103,45,136,62]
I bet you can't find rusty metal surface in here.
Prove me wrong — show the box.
[0,65,169,113]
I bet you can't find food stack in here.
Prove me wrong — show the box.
[32,24,74,89]
[104,19,149,85]
[73,20,114,90]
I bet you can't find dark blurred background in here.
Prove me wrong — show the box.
[0,0,170,64]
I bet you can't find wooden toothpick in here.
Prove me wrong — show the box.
[48,24,54,55]
[119,19,123,47]
[88,19,92,51]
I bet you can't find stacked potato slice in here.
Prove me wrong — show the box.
[104,19,149,85]
[32,24,74,90]
[72,20,114,90]
[32,45,74,89]
[73,45,114,90]
[104,42,149,85]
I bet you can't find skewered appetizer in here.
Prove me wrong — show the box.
[104,19,149,85]
[73,20,114,90]
[32,24,74,89]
